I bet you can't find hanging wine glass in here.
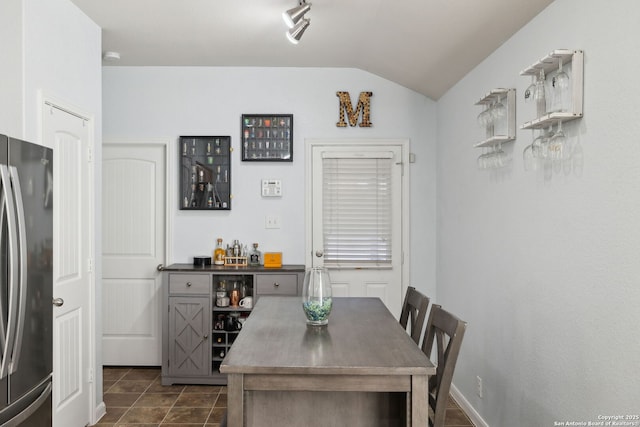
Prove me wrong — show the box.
[494,143,508,168]
[523,142,534,172]
[524,75,536,104]
[477,147,487,170]
[540,125,554,160]
[492,96,506,122]
[526,129,544,171]
[531,128,546,160]
[550,121,567,173]
[477,105,491,128]
[552,58,570,112]
[534,69,547,117]
[550,121,567,159]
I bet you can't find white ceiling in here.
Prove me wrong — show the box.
[70,0,553,100]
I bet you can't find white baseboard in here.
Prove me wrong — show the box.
[93,401,107,425]
[450,383,490,427]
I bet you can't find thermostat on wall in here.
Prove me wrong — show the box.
[261,179,282,197]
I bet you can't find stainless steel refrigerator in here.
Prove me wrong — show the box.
[0,134,53,426]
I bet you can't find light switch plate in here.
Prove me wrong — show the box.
[265,215,281,229]
[261,179,282,197]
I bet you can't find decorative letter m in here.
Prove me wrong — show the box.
[336,91,373,127]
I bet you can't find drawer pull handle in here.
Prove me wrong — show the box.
[186,282,192,287]
[273,282,280,287]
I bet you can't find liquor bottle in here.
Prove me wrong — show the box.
[249,243,262,266]
[214,238,225,265]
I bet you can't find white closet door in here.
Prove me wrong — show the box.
[102,141,167,365]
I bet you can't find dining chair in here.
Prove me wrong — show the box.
[399,286,430,345]
[420,304,467,427]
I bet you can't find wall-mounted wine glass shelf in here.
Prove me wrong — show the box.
[520,49,584,130]
[474,88,516,148]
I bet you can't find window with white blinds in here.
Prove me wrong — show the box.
[322,152,393,268]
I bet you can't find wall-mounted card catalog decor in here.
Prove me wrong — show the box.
[241,114,293,161]
[180,136,231,210]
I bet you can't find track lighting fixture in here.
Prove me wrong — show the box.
[286,18,310,44]
[283,1,311,43]
[282,1,311,28]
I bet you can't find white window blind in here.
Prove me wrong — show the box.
[322,152,393,268]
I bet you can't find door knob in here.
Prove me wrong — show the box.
[157,264,165,271]
[315,250,324,257]
[52,298,64,307]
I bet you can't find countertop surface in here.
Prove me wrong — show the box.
[163,263,305,272]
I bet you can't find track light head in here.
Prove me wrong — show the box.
[286,18,310,44]
[282,1,311,29]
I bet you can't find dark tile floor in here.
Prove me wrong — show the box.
[94,367,474,426]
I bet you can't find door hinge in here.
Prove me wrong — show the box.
[87,258,93,273]
[87,368,94,383]
[87,146,93,163]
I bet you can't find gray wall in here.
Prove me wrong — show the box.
[0,0,23,137]
[102,66,438,301]
[436,0,640,424]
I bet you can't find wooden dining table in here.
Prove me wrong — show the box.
[220,296,435,427]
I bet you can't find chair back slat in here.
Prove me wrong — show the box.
[399,286,430,345]
[421,304,467,427]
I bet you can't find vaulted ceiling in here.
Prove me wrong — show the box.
[70,0,554,100]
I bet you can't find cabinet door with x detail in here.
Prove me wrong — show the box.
[168,296,211,377]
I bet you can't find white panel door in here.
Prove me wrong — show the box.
[44,106,92,427]
[308,141,407,318]
[102,142,166,365]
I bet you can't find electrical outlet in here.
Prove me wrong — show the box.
[476,376,483,398]
[265,215,281,229]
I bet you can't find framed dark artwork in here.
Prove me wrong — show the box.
[241,114,293,161]
[179,135,231,210]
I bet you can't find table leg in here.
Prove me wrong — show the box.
[411,375,428,427]
[227,374,244,427]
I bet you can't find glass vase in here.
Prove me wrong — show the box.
[301,267,332,326]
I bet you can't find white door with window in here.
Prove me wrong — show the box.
[102,140,167,365]
[306,140,409,318]
[44,103,93,427]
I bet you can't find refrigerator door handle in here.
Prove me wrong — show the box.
[8,166,27,374]
[0,170,7,371]
[0,164,19,380]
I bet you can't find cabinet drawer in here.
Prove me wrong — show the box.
[256,274,298,296]
[169,274,210,295]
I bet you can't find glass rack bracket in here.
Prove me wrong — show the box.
[520,49,584,130]
[474,88,516,148]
